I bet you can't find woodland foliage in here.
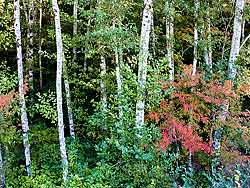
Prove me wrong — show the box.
[0,0,250,187]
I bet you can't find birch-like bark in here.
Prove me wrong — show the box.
[52,0,68,182]
[14,0,32,176]
[72,0,78,61]
[192,0,199,76]
[100,56,107,110]
[207,13,212,74]
[211,101,229,173]
[228,0,245,80]
[113,21,123,118]
[241,18,245,42]
[27,0,35,91]
[135,0,153,133]
[63,0,77,139]
[166,1,174,81]
[115,50,123,118]
[39,0,42,89]
[64,65,75,138]
[0,145,5,188]
[203,12,212,75]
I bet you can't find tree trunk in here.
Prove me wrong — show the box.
[228,0,245,80]
[100,56,107,111]
[207,12,212,74]
[0,145,5,188]
[135,0,153,134]
[115,50,123,118]
[27,0,35,91]
[52,0,68,183]
[64,65,75,139]
[63,0,78,139]
[72,0,78,61]
[166,1,174,81]
[192,0,199,76]
[39,0,42,89]
[241,18,245,42]
[14,0,32,176]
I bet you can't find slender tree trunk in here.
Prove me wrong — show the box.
[203,6,212,76]
[72,0,78,61]
[64,65,75,138]
[241,19,245,42]
[63,0,78,139]
[135,0,153,134]
[115,50,123,118]
[113,20,123,118]
[192,0,199,76]
[207,13,212,74]
[27,0,35,91]
[100,56,107,110]
[166,1,174,81]
[39,0,42,89]
[52,0,68,183]
[14,0,32,176]
[211,101,229,173]
[0,145,5,188]
[228,0,245,80]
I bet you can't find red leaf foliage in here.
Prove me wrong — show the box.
[158,118,211,154]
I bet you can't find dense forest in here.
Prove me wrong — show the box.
[0,0,250,187]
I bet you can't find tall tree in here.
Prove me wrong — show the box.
[228,0,245,80]
[100,55,107,111]
[63,0,78,139]
[27,0,35,91]
[52,0,68,182]
[72,0,78,61]
[39,0,43,89]
[203,3,212,75]
[14,0,32,176]
[165,0,174,81]
[0,145,5,188]
[135,0,153,133]
[192,0,199,76]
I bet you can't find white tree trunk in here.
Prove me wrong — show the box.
[0,145,5,188]
[135,0,153,133]
[72,0,78,61]
[27,0,35,91]
[100,56,107,110]
[63,0,78,139]
[241,18,245,42]
[203,11,212,75]
[166,1,174,81]
[207,13,212,74]
[64,65,75,139]
[115,50,123,118]
[192,0,199,76]
[14,0,32,176]
[228,0,245,80]
[52,0,68,182]
[39,0,42,89]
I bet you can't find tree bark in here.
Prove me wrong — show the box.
[0,145,5,188]
[72,0,78,61]
[228,0,245,80]
[39,0,42,89]
[64,65,75,139]
[165,0,174,81]
[192,0,199,76]
[14,0,32,176]
[100,56,107,111]
[52,0,68,183]
[135,0,153,134]
[27,0,35,91]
